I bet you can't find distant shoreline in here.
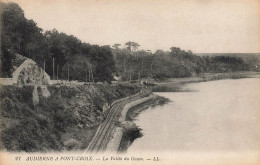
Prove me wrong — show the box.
[158,71,260,83]
[152,71,260,92]
[117,71,260,152]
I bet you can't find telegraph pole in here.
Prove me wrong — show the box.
[86,68,88,83]
[88,68,91,83]
[138,71,140,82]
[57,65,59,80]
[138,61,143,82]
[67,64,70,82]
[43,60,45,78]
[91,69,94,82]
[129,69,132,83]
[44,60,45,73]
[53,58,55,79]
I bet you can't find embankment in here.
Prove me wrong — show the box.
[118,95,169,152]
[105,95,154,152]
[0,83,140,152]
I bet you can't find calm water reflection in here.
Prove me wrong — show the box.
[128,78,260,152]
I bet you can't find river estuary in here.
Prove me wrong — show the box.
[128,78,260,153]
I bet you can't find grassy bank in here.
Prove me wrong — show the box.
[0,83,141,152]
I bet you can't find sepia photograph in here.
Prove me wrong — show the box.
[0,0,259,164]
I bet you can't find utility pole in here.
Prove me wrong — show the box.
[88,68,91,83]
[57,65,59,80]
[129,69,132,83]
[138,71,140,82]
[85,68,88,83]
[67,64,70,82]
[138,61,143,82]
[150,63,153,74]
[123,60,126,73]
[43,60,45,78]
[43,60,45,73]
[53,58,55,80]
[91,69,94,82]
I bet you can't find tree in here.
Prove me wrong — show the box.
[125,41,132,52]
[154,49,165,56]
[91,46,116,82]
[112,43,121,50]
[170,47,181,56]
[131,42,140,52]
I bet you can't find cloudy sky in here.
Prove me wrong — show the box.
[4,0,260,53]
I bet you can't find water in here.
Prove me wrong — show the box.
[128,78,260,152]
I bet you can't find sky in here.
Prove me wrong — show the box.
[3,0,260,53]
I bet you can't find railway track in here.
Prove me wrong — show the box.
[84,95,141,153]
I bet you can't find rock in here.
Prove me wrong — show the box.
[77,124,83,129]
[32,85,39,106]
[102,102,110,112]
[40,85,50,98]
[63,138,80,150]
[121,121,137,131]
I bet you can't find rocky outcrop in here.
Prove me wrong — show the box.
[32,85,39,106]
[0,83,141,152]
[0,54,50,86]
[40,85,51,98]
[16,59,50,85]
[32,85,51,106]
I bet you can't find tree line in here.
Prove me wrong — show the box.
[1,2,257,82]
[1,2,115,82]
[112,47,257,81]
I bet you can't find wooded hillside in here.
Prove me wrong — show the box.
[1,2,258,82]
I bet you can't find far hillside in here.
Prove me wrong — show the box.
[196,53,260,65]
[196,53,260,57]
